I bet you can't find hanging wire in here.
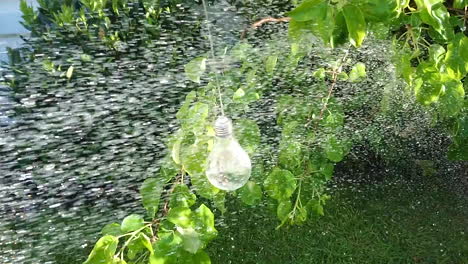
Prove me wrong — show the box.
[201,0,225,116]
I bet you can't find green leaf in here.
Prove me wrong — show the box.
[438,78,465,118]
[343,4,367,47]
[170,184,197,208]
[445,33,468,79]
[307,200,324,216]
[139,233,153,253]
[447,117,468,160]
[323,112,344,129]
[167,207,192,228]
[264,168,297,200]
[313,68,326,80]
[191,173,220,199]
[101,223,123,237]
[324,136,345,162]
[265,55,278,73]
[293,206,308,224]
[348,62,367,82]
[160,155,179,183]
[454,0,468,8]
[238,181,263,206]
[233,88,245,100]
[153,232,183,256]
[414,62,443,105]
[231,42,252,61]
[234,119,261,155]
[181,144,208,177]
[287,0,325,21]
[212,191,226,214]
[66,65,74,79]
[277,199,292,221]
[185,57,207,83]
[176,227,202,254]
[191,250,211,264]
[416,2,453,41]
[428,44,446,67]
[140,178,164,218]
[121,214,144,233]
[193,204,218,243]
[319,162,334,180]
[361,0,399,22]
[83,235,119,264]
[278,140,302,172]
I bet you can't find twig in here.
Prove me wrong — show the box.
[315,50,350,129]
[241,17,291,39]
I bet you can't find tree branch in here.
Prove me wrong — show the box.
[241,17,291,39]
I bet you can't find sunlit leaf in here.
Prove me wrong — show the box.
[83,235,119,264]
[348,62,367,82]
[101,223,123,237]
[140,178,164,218]
[287,0,325,21]
[343,4,367,47]
[193,204,218,243]
[121,214,144,233]
[445,33,468,79]
[185,57,207,83]
[176,227,202,254]
[438,78,465,118]
[170,184,197,208]
[167,207,192,228]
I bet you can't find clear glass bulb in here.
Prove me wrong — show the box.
[206,116,251,191]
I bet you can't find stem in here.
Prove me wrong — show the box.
[241,17,291,39]
[117,223,152,259]
[314,49,350,130]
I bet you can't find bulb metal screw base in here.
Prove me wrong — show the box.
[214,116,232,138]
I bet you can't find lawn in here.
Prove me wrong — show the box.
[52,177,467,264]
[207,179,468,264]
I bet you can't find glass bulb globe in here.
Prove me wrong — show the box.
[206,116,251,191]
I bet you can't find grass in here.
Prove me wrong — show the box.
[206,179,468,264]
[52,178,467,264]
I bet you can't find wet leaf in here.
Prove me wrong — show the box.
[348,62,367,82]
[193,204,217,243]
[287,0,325,21]
[324,136,345,162]
[234,118,261,155]
[121,214,144,233]
[238,181,263,206]
[167,207,192,228]
[343,5,367,47]
[277,199,292,221]
[101,223,123,237]
[140,178,164,218]
[170,184,197,208]
[264,168,297,200]
[83,235,119,264]
[176,227,202,254]
[185,57,207,83]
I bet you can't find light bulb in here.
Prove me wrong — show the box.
[206,116,251,191]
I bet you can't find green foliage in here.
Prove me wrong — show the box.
[140,178,164,218]
[83,235,119,264]
[11,0,468,262]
